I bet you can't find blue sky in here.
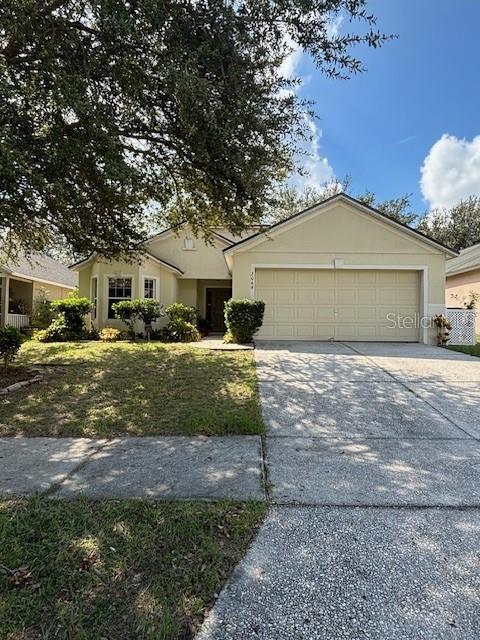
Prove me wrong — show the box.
[292,0,480,214]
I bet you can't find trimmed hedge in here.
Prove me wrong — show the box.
[224,299,265,343]
[165,303,197,324]
[51,295,93,336]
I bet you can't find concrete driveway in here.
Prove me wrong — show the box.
[197,342,480,639]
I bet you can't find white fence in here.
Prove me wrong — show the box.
[446,308,477,346]
[7,313,30,329]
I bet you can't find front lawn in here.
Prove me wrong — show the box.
[0,341,264,437]
[0,498,265,640]
[447,343,480,358]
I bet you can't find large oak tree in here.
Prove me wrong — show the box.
[1,0,389,258]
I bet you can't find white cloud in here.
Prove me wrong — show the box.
[291,118,335,189]
[279,34,302,80]
[279,32,335,190]
[420,134,480,209]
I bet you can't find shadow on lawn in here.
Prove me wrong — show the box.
[0,343,263,437]
[0,497,265,640]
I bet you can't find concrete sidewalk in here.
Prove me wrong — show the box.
[196,341,480,640]
[0,436,265,500]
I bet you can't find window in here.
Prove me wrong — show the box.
[107,277,132,319]
[183,237,195,250]
[91,277,98,319]
[143,277,156,299]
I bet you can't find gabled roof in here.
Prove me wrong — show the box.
[144,223,234,247]
[1,251,77,288]
[223,193,459,257]
[70,250,184,275]
[446,242,480,276]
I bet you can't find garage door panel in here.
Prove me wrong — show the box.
[357,289,377,305]
[255,269,420,342]
[296,307,315,321]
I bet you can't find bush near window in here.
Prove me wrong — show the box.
[113,299,164,338]
[137,299,164,336]
[112,300,140,338]
[0,326,22,368]
[99,327,121,342]
[51,294,93,337]
[224,299,265,343]
[165,302,197,324]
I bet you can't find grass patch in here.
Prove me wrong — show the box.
[0,341,264,437]
[0,366,39,389]
[0,497,265,640]
[447,343,480,358]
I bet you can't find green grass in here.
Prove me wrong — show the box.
[447,343,480,357]
[0,497,266,640]
[0,341,264,437]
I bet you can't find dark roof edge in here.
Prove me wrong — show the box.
[223,193,459,256]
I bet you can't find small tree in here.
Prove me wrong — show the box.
[112,300,141,339]
[138,300,164,339]
[51,294,93,338]
[224,299,265,343]
[0,326,22,369]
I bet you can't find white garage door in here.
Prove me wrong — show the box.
[255,269,420,341]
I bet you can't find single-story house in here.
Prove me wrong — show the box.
[71,193,457,344]
[446,242,480,333]
[0,252,78,328]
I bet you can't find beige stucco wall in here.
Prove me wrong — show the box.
[78,256,178,330]
[32,281,73,302]
[446,268,480,332]
[229,200,448,344]
[147,227,232,280]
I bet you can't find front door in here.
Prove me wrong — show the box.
[206,288,232,333]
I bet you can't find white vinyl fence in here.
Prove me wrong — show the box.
[446,308,477,346]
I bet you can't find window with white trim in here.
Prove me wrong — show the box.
[91,277,98,319]
[108,277,132,318]
[143,277,156,299]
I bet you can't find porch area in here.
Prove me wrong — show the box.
[0,275,34,328]
[178,278,232,333]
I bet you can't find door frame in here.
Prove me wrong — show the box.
[251,263,428,344]
[205,286,232,333]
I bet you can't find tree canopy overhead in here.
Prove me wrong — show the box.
[0,0,389,259]
[266,179,418,226]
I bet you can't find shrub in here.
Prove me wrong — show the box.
[35,314,70,342]
[166,302,197,324]
[166,318,200,343]
[51,294,93,337]
[0,326,22,368]
[112,300,140,338]
[100,327,121,342]
[137,299,165,338]
[113,299,165,338]
[30,289,55,329]
[224,299,265,343]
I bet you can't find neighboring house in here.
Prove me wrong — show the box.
[0,252,78,329]
[71,194,457,344]
[445,242,480,333]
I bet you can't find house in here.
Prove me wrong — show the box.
[446,242,480,333]
[0,252,78,329]
[71,194,457,344]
